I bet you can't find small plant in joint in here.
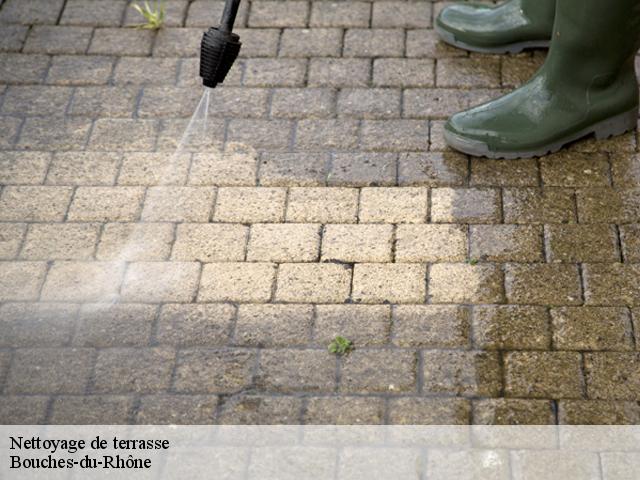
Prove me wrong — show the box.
[328,336,354,356]
[131,0,166,30]
[468,258,479,265]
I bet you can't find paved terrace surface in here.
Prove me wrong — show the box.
[0,0,639,425]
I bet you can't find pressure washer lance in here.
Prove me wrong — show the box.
[199,0,242,88]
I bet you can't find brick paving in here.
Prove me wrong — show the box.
[0,0,639,425]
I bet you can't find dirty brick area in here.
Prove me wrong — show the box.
[0,0,639,425]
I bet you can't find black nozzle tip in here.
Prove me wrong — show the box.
[199,27,241,89]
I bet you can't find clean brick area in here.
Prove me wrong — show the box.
[0,0,639,425]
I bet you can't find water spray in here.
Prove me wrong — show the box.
[199,0,242,88]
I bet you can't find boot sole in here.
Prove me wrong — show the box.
[435,24,550,54]
[444,108,638,159]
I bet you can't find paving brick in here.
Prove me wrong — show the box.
[585,352,640,400]
[259,152,329,187]
[470,158,539,187]
[256,348,335,392]
[2,85,73,116]
[47,55,115,86]
[620,224,640,262]
[308,58,371,87]
[510,451,600,480]
[96,223,174,261]
[583,264,640,306]
[0,116,22,148]
[113,57,181,85]
[321,224,393,263]
[0,186,73,221]
[406,28,466,59]
[0,223,26,260]
[393,305,469,348]
[17,118,91,151]
[249,1,308,27]
[503,188,576,224]
[395,224,466,262]
[310,1,370,27]
[576,188,640,223]
[243,58,307,87]
[6,348,93,394]
[235,304,313,347]
[359,187,428,223]
[286,187,359,223]
[50,395,133,424]
[226,119,293,151]
[0,0,65,25]
[504,351,583,399]
[89,27,153,56]
[276,263,351,303]
[552,306,633,351]
[314,304,391,347]
[546,224,619,263]
[361,120,430,151]
[60,0,127,26]
[373,58,435,87]
[20,223,99,260]
[398,152,468,187]
[0,53,49,84]
[473,399,555,425]
[344,28,405,57]
[199,262,276,302]
[610,152,640,187]
[190,149,257,186]
[0,303,77,347]
[472,305,551,350]
[341,349,416,394]
[280,28,343,57]
[174,349,255,393]
[558,400,640,424]
[137,86,202,118]
[89,119,158,151]
[337,88,401,119]
[156,303,234,347]
[427,450,511,479]
[422,350,502,397]
[68,186,145,221]
[93,347,175,393]
[502,54,545,87]
[248,223,320,262]
[158,118,225,151]
[540,152,610,187]
[24,26,93,54]
[429,263,504,304]
[437,57,501,88]
[352,263,426,303]
[121,261,200,303]
[601,452,640,480]
[74,304,156,347]
[185,0,248,28]
[328,152,396,187]
[0,25,29,52]
[0,151,51,185]
[142,186,215,222]
[388,397,470,424]
[214,187,286,223]
[470,225,543,262]
[47,152,121,186]
[372,1,431,28]
[218,395,302,424]
[153,28,202,57]
[431,187,501,223]
[118,152,190,186]
[403,87,498,119]
[0,396,48,424]
[69,85,139,117]
[505,264,582,306]
[304,396,384,424]
[136,394,218,424]
[271,88,335,119]
[295,119,359,150]
[172,224,247,262]
[40,261,124,302]
[0,262,47,301]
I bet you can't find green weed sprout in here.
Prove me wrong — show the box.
[328,336,354,356]
[131,1,166,30]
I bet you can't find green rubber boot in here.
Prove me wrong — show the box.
[435,0,556,53]
[444,0,640,159]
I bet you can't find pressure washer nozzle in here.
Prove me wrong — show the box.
[199,27,241,88]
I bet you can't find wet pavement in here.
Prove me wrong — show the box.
[0,0,638,424]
